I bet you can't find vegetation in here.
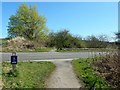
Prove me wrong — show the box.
[46,30,114,51]
[1,32,117,52]
[56,48,112,52]
[115,32,120,49]
[2,3,119,89]
[92,52,120,88]
[33,47,53,52]
[46,30,85,50]
[7,4,48,41]
[85,35,109,48]
[2,61,55,88]
[0,39,8,46]
[2,47,53,52]
[72,51,120,89]
[2,3,117,52]
[72,57,111,89]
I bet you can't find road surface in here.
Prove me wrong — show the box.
[0,52,105,61]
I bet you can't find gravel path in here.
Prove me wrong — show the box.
[46,60,81,88]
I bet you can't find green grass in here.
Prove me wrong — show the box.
[0,39,8,45]
[33,47,53,52]
[57,48,112,52]
[72,57,111,89]
[2,47,53,52]
[2,61,55,88]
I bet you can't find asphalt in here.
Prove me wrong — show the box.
[0,52,105,61]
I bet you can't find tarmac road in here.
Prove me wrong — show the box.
[0,52,105,61]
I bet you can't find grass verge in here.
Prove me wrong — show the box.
[57,48,113,52]
[72,57,111,89]
[33,47,53,52]
[2,61,55,88]
[2,47,53,52]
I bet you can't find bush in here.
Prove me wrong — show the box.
[72,58,111,89]
[92,52,120,88]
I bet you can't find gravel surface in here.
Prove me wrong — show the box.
[46,60,81,88]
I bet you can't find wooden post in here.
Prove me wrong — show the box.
[12,64,16,71]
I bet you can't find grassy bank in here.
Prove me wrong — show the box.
[57,48,114,52]
[0,39,8,45]
[72,57,111,89]
[2,61,55,88]
[2,47,53,52]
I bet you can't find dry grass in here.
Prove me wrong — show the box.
[92,51,120,88]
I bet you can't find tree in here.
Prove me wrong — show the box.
[69,36,86,48]
[46,32,56,47]
[54,29,71,50]
[48,29,86,50]
[85,35,99,48]
[98,34,109,48]
[115,32,120,41]
[8,4,48,40]
[115,32,120,49]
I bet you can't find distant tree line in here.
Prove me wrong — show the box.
[46,30,86,50]
[45,29,114,50]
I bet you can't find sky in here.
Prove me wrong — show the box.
[1,2,118,41]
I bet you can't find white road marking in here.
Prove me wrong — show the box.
[4,58,79,62]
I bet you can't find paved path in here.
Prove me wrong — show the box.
[1,52,104,61]
[46,60,81,88]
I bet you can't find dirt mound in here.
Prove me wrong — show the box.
[5,37,34,51]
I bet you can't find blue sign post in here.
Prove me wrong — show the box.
[11,56,17,64]
[11,52,17,71]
